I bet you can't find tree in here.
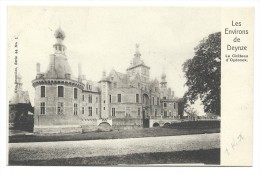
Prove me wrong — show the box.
[183,32,221,115]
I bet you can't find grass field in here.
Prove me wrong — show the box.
[10,127,220,143]
[9,148,220,166]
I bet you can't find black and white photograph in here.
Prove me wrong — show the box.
[3,5,256,168]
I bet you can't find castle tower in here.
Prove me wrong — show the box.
[100,71,111,119]
[32,28,84,133]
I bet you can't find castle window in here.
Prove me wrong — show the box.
[58,86,64,97]
[41,86,45,98]
[96,108,98,115]
[163,97,166,99]
[169,111,172,117]
[136,94,139,103]
[73,103,78,115]
[109,95,112,103]
[157,97,159,105]
[174,103,176,109]
[164,102,167,107]
[40,102,45,115]
[82,95,85,101]
[117,94,121,103]
[57,102,64,115]
[88,94,92,103]
[88,107,92,116]
[112,108,116,117]
[155,109,157,117]
[74,88,78,99]
[82,107,85,115]
[138,108,141,117]
[164,111,167,117]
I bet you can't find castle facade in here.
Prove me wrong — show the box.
[32,28,180,133]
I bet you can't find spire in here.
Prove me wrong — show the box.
[132,43,143,66]
[134,44,141,58]
[53,27,66,55]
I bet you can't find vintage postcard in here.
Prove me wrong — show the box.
[3,4,256,168]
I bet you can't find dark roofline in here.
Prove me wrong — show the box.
[127,64,150,70]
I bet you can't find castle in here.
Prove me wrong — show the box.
[32,28,180,133]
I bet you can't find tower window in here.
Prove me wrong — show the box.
[164,103,167,107]
[40,102,46,115]
[82,95,85,101]
[41,86,45,98]
[96,108,98,115]
[74,88,78,99]
[138,108,141,117]
[155,109,157,116]
[164,111,167,117]
[109,95,112,103]
[58,86,64,97]
[117,94,121,103]
[57,102,64,115]
[82,107,85,115]
[73,103,78,115]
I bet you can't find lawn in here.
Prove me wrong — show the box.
[9,148,220,166]
[9,127,220,143]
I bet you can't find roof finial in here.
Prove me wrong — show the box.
[54,27,65,40]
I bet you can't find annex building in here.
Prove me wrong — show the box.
[32,28,181,133]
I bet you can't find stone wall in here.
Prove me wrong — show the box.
[34,84,82,127]
[112,118,142,130]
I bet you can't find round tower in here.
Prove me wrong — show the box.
[32,28,84,133]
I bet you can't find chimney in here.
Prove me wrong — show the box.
[78,63,82,81]
[36,63,40,73]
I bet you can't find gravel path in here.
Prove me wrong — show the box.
[9,133,220,161]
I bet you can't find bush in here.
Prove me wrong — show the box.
[167,120,220,129]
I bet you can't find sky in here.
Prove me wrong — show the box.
[7,7,221,114]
